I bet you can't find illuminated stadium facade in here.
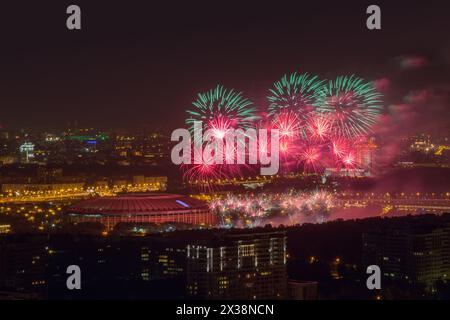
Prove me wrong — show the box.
[66,193,217,230]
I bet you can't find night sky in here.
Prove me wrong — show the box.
[0,0,449,131]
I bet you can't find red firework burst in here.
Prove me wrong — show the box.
[308,115,331,141]
[299,145,322,172]
[208,114,234,139]
[272,110,301,140]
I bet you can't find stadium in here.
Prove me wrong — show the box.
[66,193,217,230]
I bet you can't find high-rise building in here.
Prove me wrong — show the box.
[1,229,288,300]
[187,229,287,299]
[363,214,450,292]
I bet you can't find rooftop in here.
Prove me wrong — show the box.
[68,193,209,215]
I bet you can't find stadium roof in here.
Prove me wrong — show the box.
[68,193,208,215]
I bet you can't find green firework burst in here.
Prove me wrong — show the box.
[315,75,383,137]
[186,85,258,132]
[268,72,325,120]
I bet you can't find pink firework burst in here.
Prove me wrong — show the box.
[208,114,235,139]
[341,152,356,167]
[299,145,322,172]
[182,143,227,185]
[272,110,301,140]
[331,138,348,159]
[308,115,331,141]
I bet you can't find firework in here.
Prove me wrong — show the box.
[181,143,223,183]
[299,144,322,172]
[210,191,335,227]
[341,152,356,167]
[180,140,257,190]
[181,145,244,187]
[267,72,324,119]
[184,85,259,186]
[180,73,383,184]
[186,85,258,132]
[307,114,332,141]
[330,137,349,159]
[271,110,302,140]
[315,75,383,138]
